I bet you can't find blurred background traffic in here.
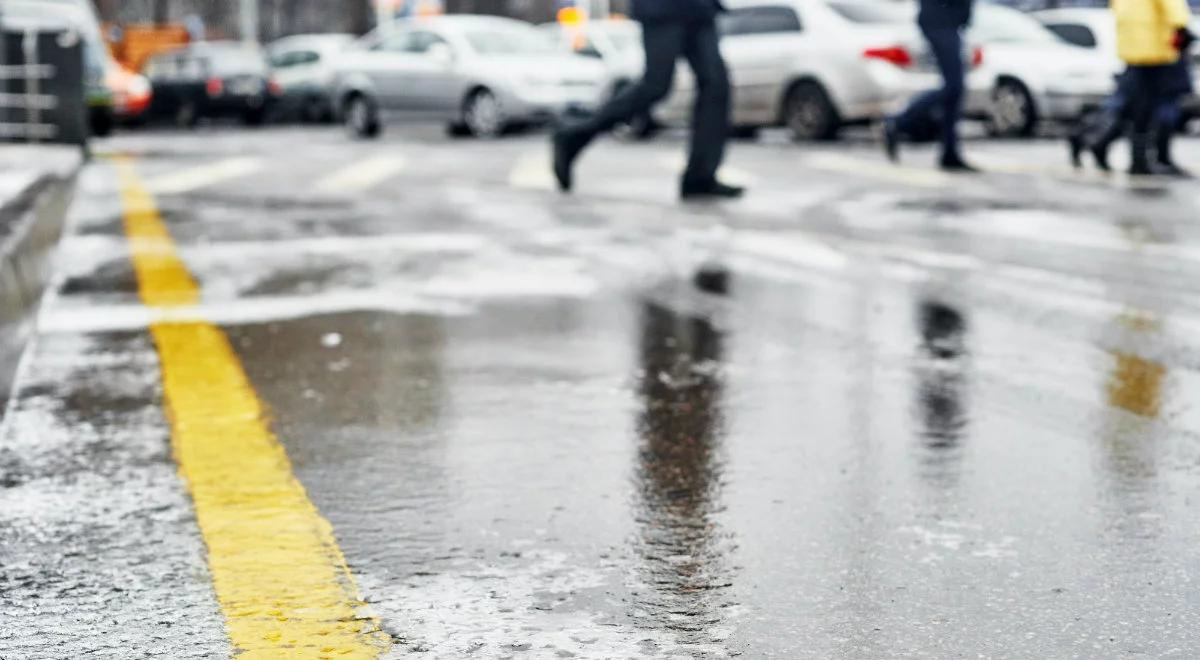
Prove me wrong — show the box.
[1,0,1197,148]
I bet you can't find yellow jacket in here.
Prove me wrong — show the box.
[1113,0,1192,65]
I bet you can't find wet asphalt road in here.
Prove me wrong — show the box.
[4,123,1200,659]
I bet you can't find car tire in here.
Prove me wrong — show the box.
[988,78,1037,138]
[463,88,506,139]
[783,81,840,141]
[344,93,381,139]
[89,107,114,138]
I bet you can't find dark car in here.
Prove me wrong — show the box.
[143,41,280,127]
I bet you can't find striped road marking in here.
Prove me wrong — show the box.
[509,150,557,190]
[113,158,393,658]
[144,157,264,195]
[315,155,407,193]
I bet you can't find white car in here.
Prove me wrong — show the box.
[268,34,355,122]
[965,3,1119,137]
[333,16,608,138]
[657,0,985,141]
[1035,7,1200,123]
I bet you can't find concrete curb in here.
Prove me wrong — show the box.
[0,147,83,411]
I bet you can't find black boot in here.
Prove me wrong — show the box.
[552,126,593,192]
[1088,115,1123,172]
[1155,127,1192,178]
[1068,133,1084,169]
[1129,132,1154,176]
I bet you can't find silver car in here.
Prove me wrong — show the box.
[657,0,982,141]
[964,3,1118,138]
[268,34,355,122]
[333,15,608,138]
[1035,7,1200,124]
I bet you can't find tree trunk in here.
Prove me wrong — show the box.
[153,0,170,25]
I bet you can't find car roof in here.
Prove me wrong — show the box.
[392,14,534,32]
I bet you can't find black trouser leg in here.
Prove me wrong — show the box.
[575,22,685,137]
[680,20,731,185]
[1127,65,1167,173]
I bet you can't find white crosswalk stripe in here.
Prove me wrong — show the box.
[315,155,408,193]
[144,157,264,194]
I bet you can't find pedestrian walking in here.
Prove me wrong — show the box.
[551,0,744,200]
[1151,35,1195,177]
[1111,0,1191,175]
[882,0,976,171]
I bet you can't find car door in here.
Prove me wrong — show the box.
[718,5,807,124]
[402,31,460,115]
[358,29,421,111]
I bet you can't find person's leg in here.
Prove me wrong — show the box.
[1154,95,1188,175]
[892,23,945,139]
[553,22,686,191]
[1126,66,1159,175]
[680,20,733,189]
[927,27,966,165]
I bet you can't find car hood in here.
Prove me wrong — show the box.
[469,54,608,82]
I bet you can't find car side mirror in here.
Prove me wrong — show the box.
[428,43,454,65]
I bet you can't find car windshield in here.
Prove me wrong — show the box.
[463,26,557,55]
[827,1,913,24]
[1,1,108,69]
[205,46,268,75]
[973,5,1063,44]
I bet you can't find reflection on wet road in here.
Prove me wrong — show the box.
[3,127,1200,658]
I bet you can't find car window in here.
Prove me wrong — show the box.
[720,6,803,36]
[1044,23,1096,48]
[463,26,558,54]
[409,31,448,54]
[204,47,267,76]
[828,2,913,24]
[971,6,1062,44]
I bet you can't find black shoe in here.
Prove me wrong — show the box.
[883,119,900,163]
[552,128,588,193]
[1157,161,1194,178]
[939,155,978,173]
[1068,134,1084,169]
[681,179,745,200]
[1091,144,1112,172]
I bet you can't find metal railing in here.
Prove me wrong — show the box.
[0,28,61,142]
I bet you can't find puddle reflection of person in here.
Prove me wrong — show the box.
[914,301,970,488]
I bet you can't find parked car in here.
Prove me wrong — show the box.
[964,2,1118,137]
[538,19,654,136]
[332,15,608,138]
[1035,7,1200,124]
[106,63,153,125]
[267,34,354,122]
[655,0,985,141]
[143,42,281,127]
[1,0,116,136]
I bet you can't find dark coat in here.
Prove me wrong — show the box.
[632,0,725,24]
[917,0,973,29]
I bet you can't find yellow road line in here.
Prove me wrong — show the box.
[114,157,393,659]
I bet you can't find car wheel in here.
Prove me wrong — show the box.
[784,81,840,141]
[89,107,114,137]
[988,79,1037,138]
[463,88,506,139]
[344,94,380,139]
